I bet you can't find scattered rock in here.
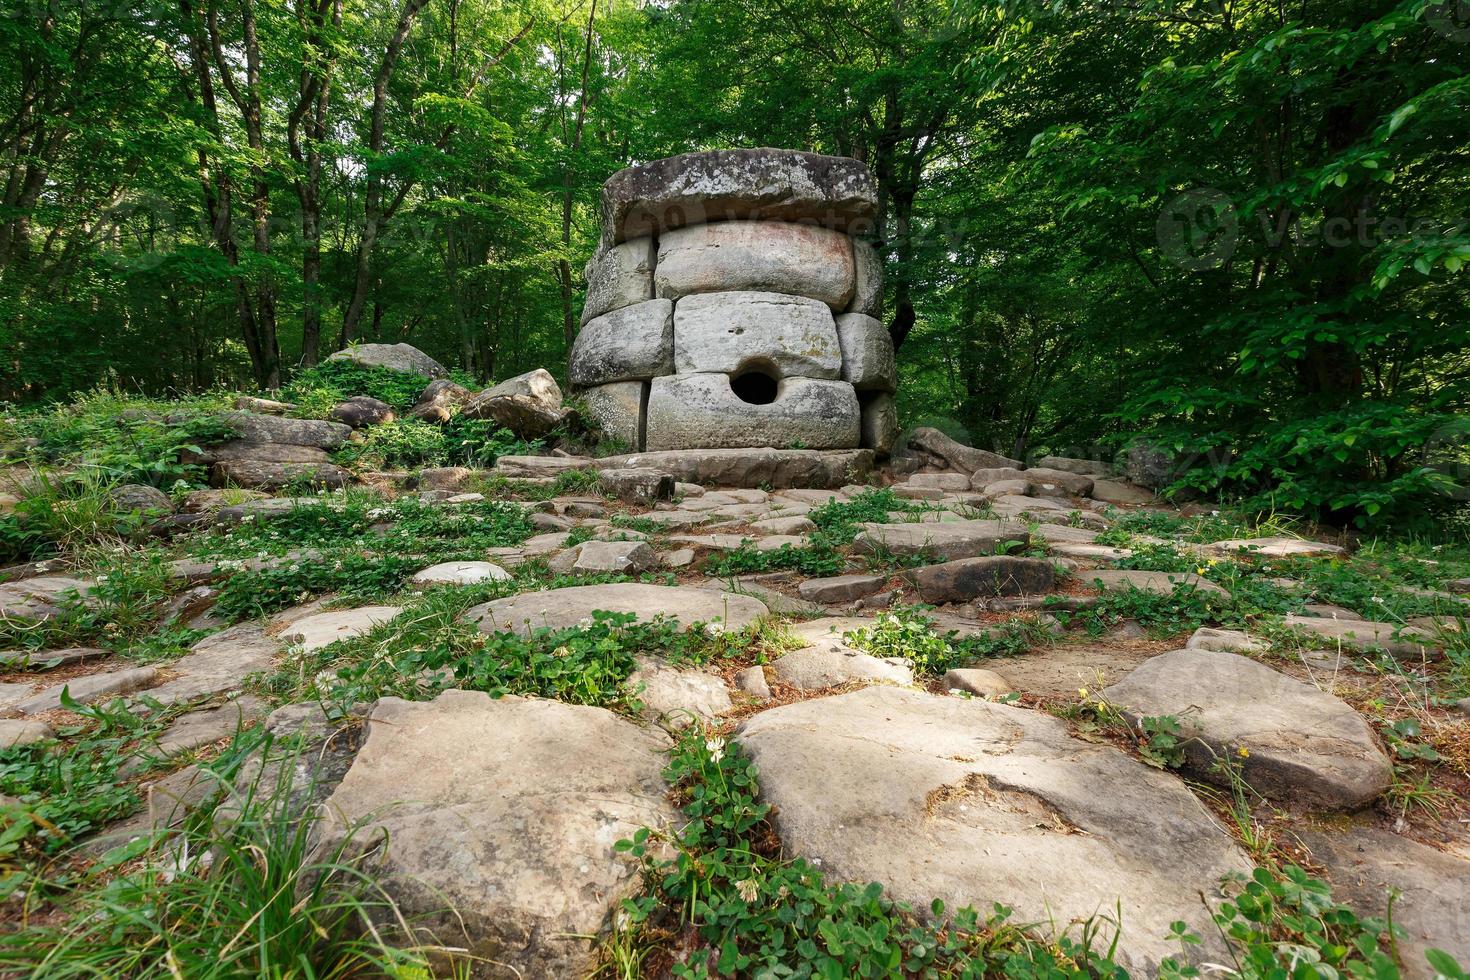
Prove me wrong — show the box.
[942,668,1013,697]
[279,606,403,653]
[628,661,732,730]
[1034,455,1111,477]
[233,395,295,415]
[1020,467,1094,497]
[143,624,279,707]
[415,466,476,492]
[548,540,656,576]
[468,583,767,636]
[1085,568,1228,599]
[329,395,395,428]
[109,483,174,514]
[7,666,157,716]
[1102,649,1392,809]
[735,665,772,699]
[600,448,873,489]
[909,556,1056,604]
[407,379,473,422]
[0,719,53,747]
[220,411,352,449]
[316,691,678,978]
[661,547,696,569]
[598,467,674,504]
[411,561,511,586]
[1283,614,1439,658]
[326,342,447,378]
[1208,537,1346,559]
[0,647,108,670]
[1123,442,1178,489]
[210,459,351,491]
[0,574,93,621]
[797,574,886,604]
[852,519,1030,563]
[1089,479,1154,505]
[769,618,913,689]
[493,454,594,479]
[1186,627,1267,654]
[906,426,1022,473]
[906,472,972,491]
[145,696,267,760]
[751,515,818,535]
[181,488,269,513]
[463,369,569,438]
[736,687,1250,972]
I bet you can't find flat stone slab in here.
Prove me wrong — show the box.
[1102,649,1391,809]
[769,617,914,689]
[0,575,93,620]
[411,561,511,587]
[143,624,280,707]
[796,574,886,603]
[852,519,1030,562]
[147,696,267,758]
[7,667,158,716]
[0,647,108,670]
[548,540,657,576]
[1297,826,1470,978]
[909,556,1055,604]
[278,606,403,653]
[468,583,768,636]
[317,691,679,978]
[1207,536,1346,559]
[1085,568,1229,599]
[736,687,1252,971]
[0,718,53,747]
[221,411,352,449]
[628,661,732,730]
[1283,614,1439,657]
[600,448,873,489]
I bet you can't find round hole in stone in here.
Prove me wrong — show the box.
[730,363,779,405]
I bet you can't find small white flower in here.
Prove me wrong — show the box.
[736,878,761,902]
[705,738,726,763]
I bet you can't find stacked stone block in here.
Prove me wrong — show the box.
[570,148,897,454]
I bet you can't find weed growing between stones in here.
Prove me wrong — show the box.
[281,360,442,413]
[843,606,1052,676]
[0,548,180,654]
[1050,582,1223,637]
[704,542,847,578]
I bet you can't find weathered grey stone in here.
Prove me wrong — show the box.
[859,392,898,456]
[1297,826,1470,978]
[0,646,108,670]
[0,719,53,747]
[942,667,1013,697]
[598,467,673,504]
[548,540,656,576]
[749,514,817,535]
[228,702,368,831]
[1123,441,1177,489]
[1034,455,1111,476]
[852,519,1030,562]
[1186,627,1267,654]
[326,342,447,378]
[1282,614,1438,658]
[1207,537,1347,559]
[581,236,655,325]
[736,687,1252,972]
[600,148,878,247]
[628,661,732,730]
[848,238,884,316]
[910,556,1056,604]
[279,606,403,653]
[317,691,677,979]
[1020,467,1094,497]
[493,454,594,478]
[407,379,473,422]
[672,291,842,379]
[907,426,1022,473]
[570,299,674,386]
[462,369,568,438]
[656,221,855,308]
[0,574,93,621]
[662,547,696,569]
[143,624,279,707]
[233,395,295,415]
[329,396,395,428]
[210,459,351,491]
[906,472,972,491]
[579,382,645,450]
[1104,649,1391,808]
[201,440,332,464]
[146,696,266,759]
[834,313,896,392]
[735,664,772,698]
[220,411,352,449]
[411,561,511,587]
[1089,479,1154,505]
[416,466,476,492]
[469,582,767,636]
[181,488,270,512]
[967,467,1029,489]
[646,374,859,451]
[8,667,157,716]
[601,448,873,489]
[109,483,173,514]
[797,574,887,604]
[770,620,914,689]
[1086,568,1229,599]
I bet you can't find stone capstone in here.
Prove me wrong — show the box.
[600,148,878,247]
[581,236,656,325]
[735,687,1252,972]
[645,374,858,451]
[570,299,674,387]
[672,290,842,380]
[316,691,678,978]
[1102,649,1392,809]
[655,221,855,309]
[326,342,448,378]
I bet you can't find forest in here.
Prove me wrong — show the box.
[2,0,1468,527]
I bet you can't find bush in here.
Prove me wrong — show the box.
[280,361,431,414]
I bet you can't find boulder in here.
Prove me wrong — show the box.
[598,467,674,504]
[326,342,447,378]
[967,466,1029,488]
[411,561,511,586]
[1102,649,1392,808]
[905,472,972,491]
[200,440,332,464]
[109,483,173,514]
[906,426,1022,473]
[735,687,1252,972]
[1034,455,1111,476]
[210,459,351,491]
[848,239,884,316]
[735,665,772,698]
[317,691,677,979]
[910,556,1056,604]
[770,621,914,689]
[221,411,351,449]
[1296,826,1470,979]
[628,662,732,730]
[1282,614,1438,658]
[548,540,656,576]
[600,148,878,247]
[645,374,859,451]
[797,574,887,604]
[278,606,403,653]
[468,582,768,636]
[1086,568,1229,599]
[859,392,898,456]
[407,379,473,423]
[0,719,53,748]
[852,519,1030,563]
[579,381,645,450]
[656,221,855,309]
[672,291,842,379]
[416,466,476,492]
[834,313,896,391]
[1089,479,1154,505]
[600,448,873,489]
[1020,467,1094,497]
[570,299,674,387]
[462,369,568,438]
[581,236,655,325]
[328,396,395,428]
[1123,442,1177,490]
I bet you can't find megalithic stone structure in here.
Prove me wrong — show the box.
[570,148,897,455]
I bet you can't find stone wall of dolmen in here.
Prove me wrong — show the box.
[568,148,897,454]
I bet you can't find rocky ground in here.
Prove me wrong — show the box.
[1,363,1468,977]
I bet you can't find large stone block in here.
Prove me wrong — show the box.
[462,369,568,438]
[581,237,655,325]
[221,412,351,450]
[834,312,896,391]
[859,392,898,456]
[672,291,841,380]
[600,148,878,247]
[645,374,859,450]
[656,221,855,309]
[325,342,447,378]
[579,381,645,450]
[848,239,884,316]
[570,299,673,386]
[598,448,873,488]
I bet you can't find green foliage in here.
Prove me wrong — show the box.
[704,542,846,578]
[282,361,432,413]
[1379,718,1441,763]
[1136,715,1190,770]
[1054,582,1222,638]
[329,416,540,471]
[844,607,1048,676]
[0,549,177,655]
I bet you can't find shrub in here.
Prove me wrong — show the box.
[281,360,431,413]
